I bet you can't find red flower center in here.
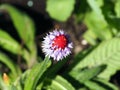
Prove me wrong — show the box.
[52,35,67,49]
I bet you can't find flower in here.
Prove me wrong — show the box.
[42,30,73,61]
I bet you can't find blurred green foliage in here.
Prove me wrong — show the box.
[46,0,75,21]
[0,0,120,89]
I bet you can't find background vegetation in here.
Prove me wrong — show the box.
[0,0,120,90]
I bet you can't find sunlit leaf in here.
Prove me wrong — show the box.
[0,30,21,54]
[43,75,75,90]
[94,78,118,90]
[24,56,51,90]
[95,0,104,7]
[83,30,97,45]
[0,30,30,63]
[0,4,35,52]
[69,65,105,83]
[84,12,113,40]
[84,0,113,41]
[14,70,30,90]
[46,0,75,21]
[84,81,106,90]
[71,38,120,80]
[87,0,103,18]
[85,78,118,90]
[115,0,120,17]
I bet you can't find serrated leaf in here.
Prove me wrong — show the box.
[24,56,51,90]
[71,38,120,80]
[69,65,105,83]
[46,0,75,21]
[43,75,75,90]
[0,4,35,51]
[0,52,21,78]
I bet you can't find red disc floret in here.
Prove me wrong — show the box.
[52,35,67,49]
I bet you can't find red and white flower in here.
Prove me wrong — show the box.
[42,30,73,61]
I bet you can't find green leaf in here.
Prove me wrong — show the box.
[0,52,21,78]
[14,70,30,90]
[84,12,113,40]
[0,4,37,67]
[0,4,35,51]
[115,0,120,17]
[36,58,70,89]
[69,65,105,83]
[84,81,106,90]
[47,57,68,77]
[84,78,118,90]
[87,0,103,18]
[94,78,118,90]
[43,75,75,90]
[0,30,30,63]
[95,0,104,7]
[83,30,97,45]
[64,46,94,75]
[84,0,113,40]
[9,85,17,90]
[24,56,51,90]
[71,38,120,80]
[0,30,21,54]
[46,0,75,21]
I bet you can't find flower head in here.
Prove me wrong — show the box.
[42,30,73,61]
